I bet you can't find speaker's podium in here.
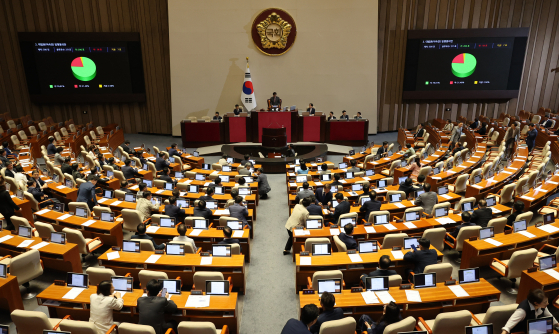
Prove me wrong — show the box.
[262,127,286,149]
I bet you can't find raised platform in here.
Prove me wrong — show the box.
[221,144,328,173]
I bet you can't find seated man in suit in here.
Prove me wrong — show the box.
[238,163,252,175]
[306,195,323,216]
[207,177,221,189]
[319,163,331,175]
[295,182,314,202]
[543,115,553,128]
[132,223,165,250]
[281,304,319,334]
[137,182,148,198]
[0,149,9,167]
[121,159,138,181]
[120,140,133,155]
[471,199,492,228]
[47,136,57,155]
[329,193,350,223]
[470,118,479,130]
[233,104,242,115]
[107,157,120,171]
[377,141,389,157]
[71,163,85,182]
[54,147,65,166]
[403,237,437,274]
[360,255,398,286]
[354,111,363,120]
[137,279,177,334]
[308,292,343,334]
[155,152,170,171]
[340,110,349,120]
[269,92,281,110]
[218,226,240,245]
[307,103,316,115]
[506,201,525,227]
[97,154,106,169]
[404,143,415,156]
[168,143,182,159]
[315,183,333,207]
[3,161,15,178]
[347,160,360,173]
[2,142,17,159]
[218,154,229,166]
[359,190,382,222]
[61,157,72,175]
[164,197,186,222]
[327,111,336,121]
[228,196,250,228]
[199,187,214,202]
[447,211,475,241]
[76,175,98,210]
[330,173,342,188]
[119,181,134,194]
[240,155,250,166]
[414,123,425,138]
[398,177,415,198]
[213,111,222,121]
[158,168,173,183]
[415,183,438,216]
[27,180,52,208]
[31,170,47,190]
[172,223,196,251]
[286,144,296,157]
[338,223,357,250]
[193,200,212,220]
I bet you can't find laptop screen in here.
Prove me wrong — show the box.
[321,174,331,181]
[437,185,449,195]
[243,176,253,183]
[206,280,230,295]
[0,264,6,278]
[377,180,387,188]
[317,279,342,294]
[513,220,527,233]
[176,199,188,209]
[143,179,152,187]
[206,201,217,209]
[404,237,420,249]
[50,232,66,244]
[166,243,184,255]
[296,175,307,183]
[165,182,174,190]
[65,179,73,188]
[365,276,389,291]
[111,276,133,292]
[188,185,199,193]
[544,213,555,225]
[358,241,378,253]
[462,202,473,212]
[160,279,181,295]
[227,220,243,230]
[527,317,554,334]
[413,273,436,288]
[52,203,65,213]
[104,190,114,199]
[339,162,348,169]
[195,174,205,181]
[212,245,231,257]
[18,226,31,238]
[226,158,233,164]
[101,212,114,222]
[169,157,175,163]
[352,184,363,191]
[193,151,199,157]
[66,272,88,288]
[398,176,408,185]
[75,207,87,218]
[306,219,322,229]
[346,172,354,179]
[365,169,374,176]
[194,219,209,229]
[539,255,557,271]
[361,197,371,206]
[124,193,136,203]
[486,197,496,207]
[414,190,425,198]
[122,240,140,253]
[374,214,389,225]
[312,243,331,256]
[160,217,176,228]
[405,211,420,222]
[474,174,482,184]
[458,268,480,284]
[239,188,250,195]
[222,166,232,172]
[434,207,448,218]
[465,325,493,334]
[214,186,224,195]
[340,217,356,227]
[202,163,211,170]
[479,227,494,240]
[432,167,440,175]
[174,171,183,178]
[389,194,401,203]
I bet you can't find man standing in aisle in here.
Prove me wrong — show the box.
[526,123,537,152]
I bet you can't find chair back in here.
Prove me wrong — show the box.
[231,243,241,255]
[333,235,346,252]
[29,126,37,135]
[431,310,472,334]
[455,226,481,251]
[312,270,343,291]
[499,183,516,205]
[319,317,356,334]
[515,176,528,194]
[147,161,157,177]
[515,212,533,224]
[59,319,98,334]
[388,274,402,287]
[178,321,218,334]
[138,269,168,289]
[421,227,446,252]
[480,304,518,329]
[168,241,196,254]
[381,177,394,186]
[382,233,408,248]
[423,263,453,282]
[193,272,224,292]
[387,160,401,176]
[12,216,33,231]
[453,174,470,193]
[131,238,156,252]
[86,267,116,286]
[11,310,54,334]
[69,202,91,217]
[10,249,43,285]
[62,228,89,254]
[34,221,55,239]
[487,217,507,234]
[121,209,143,231]
[384,316,417,334]
[430,202,450,216]
[118,323,156,334]
[23,191,40,211]
[368,210,391,223]
[456,197,476,210]
[418,166,432,179]
[304,238,330,252]
[506,248,538,279]
[93,205,112,217]
[469,168,482,184]
[337,212,358,226]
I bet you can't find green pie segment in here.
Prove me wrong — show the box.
[451,53,476,78]
[71,57,97,81]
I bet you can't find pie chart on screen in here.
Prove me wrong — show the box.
[71,57,97,81]
[452,53,476,78]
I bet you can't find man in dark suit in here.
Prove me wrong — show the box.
[403,237,438,274]
[240,155,250,166]
[71,163,85,182]
[119,181,134,195]
[158,168,173,183]
[309,292,343,334]
[327,112,336,121]
[4,162,14,178]
[471,199,493,228]
[543,116,553,128]
[193,200,212,220]
[359,191,382,222]
[354,112,363,120]
[27,180,52,208]
[360,255,398,286]
[269,92,281,109]
[281,304,319,334]
[132,223,165,250]
[286,144,296,158]
[207,177,221,190]
[255,168,271,199]
[218,226,240,245]
[121,140,133,155]
[107,157,120,171]
[414,123,425,138]
[213,112,222,121]
[330,173,343,188]
[228,196,249,228]
[398,177,415,198]
[340,110,349,120]
[470,118,479,129]
[168,143,182,159]
[137,279,178,334]
[122,159,138,180]
[155,152,170,171]
[329,193,350,224]
[506,201,525,227]
[377,141,389,157]
[61,157,72,175]
[76,175,98,210]
[199,187,214,202]
[526,123,538,152]
[31,170,47,190]
[307,103,316,115]
[233,104,242,115]
[0,149,9,167]
[164,197,186,222]
[295,182,314,202]
[307,195,323,216]
[47,136,57,155]
[339,224,357,250]
[315,184,333,207]
[447,211,475,241]
[97,154,106,169]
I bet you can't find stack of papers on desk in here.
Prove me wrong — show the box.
[179,191,187,197]
[185,295,210,308]
[490,207,501,213]
[58,214,72,220]
[543,269,559,280]
[391,250,404,259]
[232,230,244,238]
[440,194,453,200]
[436,217,455,225]
[471,185,483,189]
[56,185,66,189]
[393,203,406,208]
[130,185,139,190]
[146,226,160,233]
[518,231,536,238]
[17,240,34,248]
[31,241,50,250]
[145,255,161,263]
[361,291,379,304]
[200,257,213,265]
[289,173,295,177]
[384,224,397,230]
[294,230,310,236]
[431,176,441,179]
[348,254,363,262]
[365,226,376,233]
[521,196,535,201]
[63,287,85,300]
[98,198,109,203]
[190,229,203,236]
[181,180,192,184]
[156,190,165,194]
[546,181,559,185]
[363,177,371,181]
[403,222,417,229]
[322,209,329,215]
[82,220,96,227]
[315,182,323,186]
[112,201,123,206]
[448,285,469,297]
[330,229,340,236]
[214,209,230,215]
[340,180,347,184]
[300,257,312,266]
[36,209,50,215]
[538,225,559,233]
[484,238,503,246]
[289,183,297,187]
[375,291,396,303]
[405,290,422,302]
[107,251,120,260]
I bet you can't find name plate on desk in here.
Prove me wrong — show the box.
[330,225,338,229]
[302,289,315,295]
[444,279,456,286]
[528,266,538,273]
[54,280,65,286]
[469,236,478,241]
[200,252,211,256]
[216,226,225,230]
[155,250,164,254]
[351,287,363,293]
[111,246,121,251]
[504,229,512,235]
[400,284,412,290]
[300,251,309,256]
[364,222,372,226]
[191,290,203,295]
[392,246,402,251]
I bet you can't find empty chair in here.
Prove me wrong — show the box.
[456,197,476,211]
[382,233,409,249]
[514,211,533,224]
[421,227,446,252]
[487,217,508,234]
[336,212,357,226]
[63,227,103,259]
[319,317,356,334]
[11,216,38,237]
[69,202,91,217]
[118,323,157,334]
[138,270,168,289]
[59,319,107,334]
[11,309,62,334]
[493,183,516,205]
[34,221,56,239]
[448,174,469,193]
[121,209,146,232]
[131,238,156,252]
[490,248,538,293]
[471,303,518,329]
[367,210,391,224]
[308,270,344,291]
[383,316,416,334]
[423,263,453,282]
[445,226,481,251]
[303,237,331,252]
[86,267,117,286]
[177,321,228,334]
[430,202,450,217]
[193,272,230,292]
[417,310,472,334]
[381,160,401,177]
[93,205,112,218]
[388,274,403,287]
[7,249,44,298]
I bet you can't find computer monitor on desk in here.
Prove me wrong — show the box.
[513,219,527,233]
[374,214,389,225]
[317,279,341,294]
[405,211,420,222]
[479,227,494,240]
[122,240,140,253]
[66,272,88,288]
[365,276,389,291]
[358,241,378,253]
[539,255,557,271]
[206,280,229,296]
[458,268,480,284]
[305,219,322,229]
[527,317,554,334]
[434,207,448,218]
[465,325,493,334]
[312,243,331,256]
[166,243,185,255]
[404,237,420,249]
[159,279,181,295]
[111,276,133,293]
[413,273,436,288]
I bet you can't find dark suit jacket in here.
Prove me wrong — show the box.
[120,187,134,195]
[544,120,553,128]
[398,183,414,197]
[307,204,323,216]
[339,232,357,250]
[331,201,351,224]
[415,128,425,138]
[198,195,213,202]
[307,108,316,115]
[228,203,249,226]
[309,308,344,334]
[4,169,14,178]
[270,96,281,106]
[403,249,438,274]
[470,121,479,129]
[132,234,165,250]
[526,129,537,147]
[233,108,242,115]
[72,170,85,182]
[359,200,382,221]
[316,189,333,207]
[377,146,388,156]
[47,143,57,155]
[61,163,72,175]
[218,238,240,245]
[159,175,173,183]
[121,144,133,155]
[164,204,185,221]
[281,319,311,334]
[340,114,349,120]
[137,296,178,334]
[450,222,476,239]
[76,182,97,207]
[168,148,182,158]
[471,207,493,228]
[361,268,398,286]
[0,190,20,217]
[476,127,487,135]
[327,116,336,121]
[29,187,45,203]
[155,157,170,171]
[506,211,523,226]
[213,116,222,121]
[193,207,212,220]
[122,166,138,180]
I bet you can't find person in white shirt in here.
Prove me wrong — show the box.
[89,280,123,334]
[13,165,27,188]
[172,223,197,251]
[218,154,229,166]
[502,289,558,334]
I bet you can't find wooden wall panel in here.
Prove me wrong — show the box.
[378,0,559,132]
[0,0,171,134]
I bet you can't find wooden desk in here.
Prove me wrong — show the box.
[515,175,559,212]
[37,284,240,334]
[425,145,487,189]
[294,247,443,293]
[365,152,406,174]
[517,267,559,304]
[34,209,123,247]
[46,181,79,204]
[0,230,82,273]
[97,250,247,294]
[0,274,24,313]
[461,221,559,269]
[11,194,34,223]
[299,279,499,321]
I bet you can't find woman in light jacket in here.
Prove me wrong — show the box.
[89,280,124,334]
[284,197,311,255]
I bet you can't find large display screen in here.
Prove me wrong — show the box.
[19,32,145,103]
[403,28,529,99]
